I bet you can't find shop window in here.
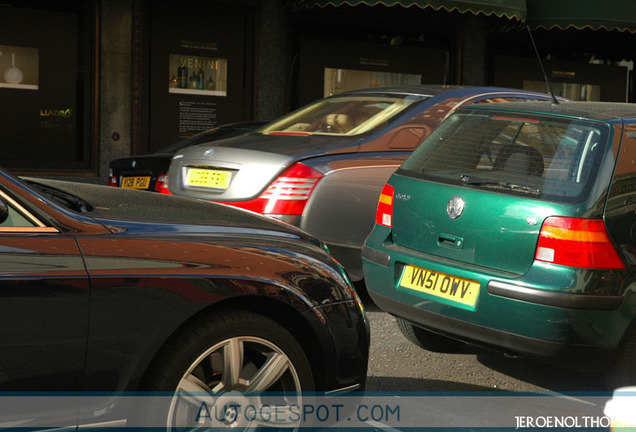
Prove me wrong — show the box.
[144,1,254,153]
[324,68,421,97]
[0,1,95,174]
[168,54,228,97]
[0,46,38,90]
[523,80,601,101]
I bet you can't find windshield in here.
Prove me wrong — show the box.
[398,109,610,203]
[261,94,429,136]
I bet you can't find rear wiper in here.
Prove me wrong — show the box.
[460,175,540,194]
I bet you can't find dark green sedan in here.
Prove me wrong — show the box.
[362,101,636,387]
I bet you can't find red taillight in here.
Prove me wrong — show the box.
[155,174,172,195]
[220,163,323,215]
[108,176,118,187]
[375,184,394,228]
[535,217,625,269]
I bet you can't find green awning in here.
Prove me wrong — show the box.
[526,0,636,33]
[294,0,526,21]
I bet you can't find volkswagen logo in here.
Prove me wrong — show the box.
[203,149,215,158]
[446,196,465,219]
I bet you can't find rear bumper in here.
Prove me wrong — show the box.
[369,290,616,372]
[361,236,636,372]
[363,245,624,311]
[487,280,623,310]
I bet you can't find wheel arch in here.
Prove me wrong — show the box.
[137,294,330,391]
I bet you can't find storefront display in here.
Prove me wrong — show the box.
[141,1,254,154]
[523,80,601,101]
[324,68,421,97]
[0,2,95,173]
[0,46,38,89]
[494,55,628,102]
[168,54,227,96]
[298,37,447,106]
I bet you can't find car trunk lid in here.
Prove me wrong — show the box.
[168,134,361,201]
[170,146,296,200]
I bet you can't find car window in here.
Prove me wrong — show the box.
[398,110,609,204]
[1,205,36,228]
[0,191,40,229]
[262,94,429,136]
[608,124,636,181]
[606,124,636,215]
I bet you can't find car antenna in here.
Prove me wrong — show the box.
[526,25,559,105]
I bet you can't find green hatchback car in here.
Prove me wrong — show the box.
[362,101,636,386]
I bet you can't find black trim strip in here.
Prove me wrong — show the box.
[487,280,623,311]
[361,245,391,267]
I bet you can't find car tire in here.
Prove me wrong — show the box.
[397,318,465,353]
[607,326,636,388]
[135,310,314,429]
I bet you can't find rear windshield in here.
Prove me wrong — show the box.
[261,94,429,136]
[398,110,610,203]
[158,123,263,154]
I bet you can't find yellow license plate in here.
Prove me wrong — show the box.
[185,168,232,189]
[399,265,480,308]
[121,176,150,189]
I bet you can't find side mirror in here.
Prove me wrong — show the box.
[0,199,9,225]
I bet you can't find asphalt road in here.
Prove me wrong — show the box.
[359,290,609,393]
[328,289,621,431]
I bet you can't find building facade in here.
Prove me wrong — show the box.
[1,0,635,181]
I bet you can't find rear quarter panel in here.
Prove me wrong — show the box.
[301,153,409,279]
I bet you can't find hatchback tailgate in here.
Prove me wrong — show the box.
[390,175,563,275]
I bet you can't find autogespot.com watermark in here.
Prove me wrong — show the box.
[194,400,400,425]
[0,392,629,429]
[134,392,628,429]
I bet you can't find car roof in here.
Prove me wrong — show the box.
[459,101,636,122]
[336,85,555,99]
